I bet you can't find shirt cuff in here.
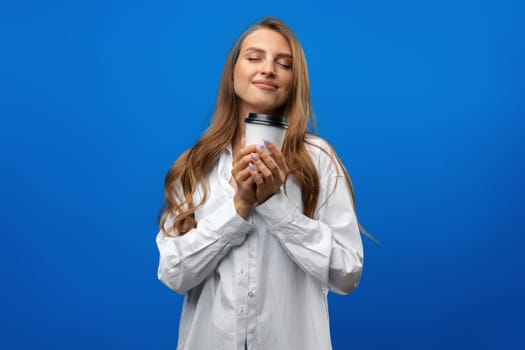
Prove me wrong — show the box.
[212,199,254,246]
[254,189,295,227]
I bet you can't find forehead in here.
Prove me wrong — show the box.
[240,28,291,54]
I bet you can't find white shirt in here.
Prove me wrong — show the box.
[156,136,364,350]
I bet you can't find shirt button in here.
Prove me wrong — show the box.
[248,289,255,297]
[240,269,245,275]
[238,307,244,314]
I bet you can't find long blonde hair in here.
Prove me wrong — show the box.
[160,17,375,242]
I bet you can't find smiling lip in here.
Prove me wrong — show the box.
[253,80,278,91]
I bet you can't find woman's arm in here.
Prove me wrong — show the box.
[157,143,259,294]
[255,179,363,294]
[156,200,253,294]
[251,139,364,294]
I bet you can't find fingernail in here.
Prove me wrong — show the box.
[256,144,264,152]
[249,163,255,171]
[250,153,258,161]
[263,138,271,145]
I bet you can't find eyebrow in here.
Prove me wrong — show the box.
[244,47,292,58]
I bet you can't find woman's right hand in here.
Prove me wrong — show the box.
[231,139,260,219]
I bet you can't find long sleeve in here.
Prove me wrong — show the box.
[156,198,254,294]
[254,142,364,295]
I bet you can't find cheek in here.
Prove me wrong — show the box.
[232,72,243,96]
[281,76,293,99]
[282,73,293,90]
[233,66,248,93]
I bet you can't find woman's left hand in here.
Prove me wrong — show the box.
[249,140,289,204]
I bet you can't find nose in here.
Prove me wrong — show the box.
[260,60,275,76]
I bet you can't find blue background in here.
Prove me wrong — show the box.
[1,0,524,349]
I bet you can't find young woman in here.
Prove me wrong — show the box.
[157,17,368,350]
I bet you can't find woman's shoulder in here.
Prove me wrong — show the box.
[304,133,347,176]
[304,133,335,158]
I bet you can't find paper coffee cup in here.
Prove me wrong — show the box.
[244,113,288,150]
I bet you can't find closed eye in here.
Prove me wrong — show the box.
[277,59,292,69]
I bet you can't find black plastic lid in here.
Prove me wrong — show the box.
[244,113,288,128]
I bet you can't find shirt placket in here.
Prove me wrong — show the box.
[218,147,259,349]
[245,229,258,349]
[236,246,250,349]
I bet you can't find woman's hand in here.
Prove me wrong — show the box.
[249,139,289,204]
[231,140,259,219]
